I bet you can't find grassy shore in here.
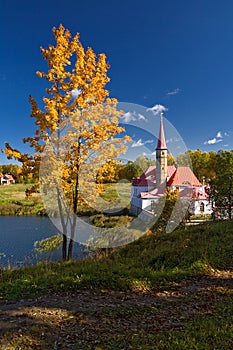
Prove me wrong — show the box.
[1,220,232,298]
[0,184,44,216]
[0,221,232,349]
[0,182,132,216]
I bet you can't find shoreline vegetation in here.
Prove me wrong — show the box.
[0,182,132,216]
[1,220,232,298]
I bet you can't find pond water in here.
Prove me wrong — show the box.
[0,216,84,268]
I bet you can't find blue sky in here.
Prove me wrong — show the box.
[1,0,233,164]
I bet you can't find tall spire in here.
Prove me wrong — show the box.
[156,112,167,187]
[156,113,167,150]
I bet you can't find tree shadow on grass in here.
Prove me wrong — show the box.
[0,273,232,349]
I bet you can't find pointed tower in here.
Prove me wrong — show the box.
[156,113,167,187]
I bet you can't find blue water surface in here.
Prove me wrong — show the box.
[0,216,84,267]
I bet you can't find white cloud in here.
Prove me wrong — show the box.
[145,139,154,144]
[122,112,136,123]
[138,113,147,121]
[204,130,225,145]
[131,138,154,148]
[142,151,155,157]
[147,104,168,116]
[121,111,147,123]
[204,137,222,145]
[166,88,181,96]
[71,88,82,98]
[166,137,180,144]
[132,139,144,148]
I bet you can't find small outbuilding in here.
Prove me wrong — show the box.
[0,174,15,185]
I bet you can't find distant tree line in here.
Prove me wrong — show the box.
[98,154,175,183]
[177,149,233,220]
[0,164,36,184]
[177,149,218,182]
[99,150,219,184]
[2,149,233,220]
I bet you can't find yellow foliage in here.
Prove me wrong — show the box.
[2,24,130,259]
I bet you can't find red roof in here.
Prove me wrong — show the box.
[167,167,202,187]
[167,165,176,178]
[0,174,15,181]
[132,166,156,186]
[132,165,176,186]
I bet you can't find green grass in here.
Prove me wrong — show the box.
[0,183,32,201]
[0,220,232,299]
[98,182,131,210]
[0,182,132,216]
[0,183,44,215]
[94,296,233,349]
[89,213,133,228]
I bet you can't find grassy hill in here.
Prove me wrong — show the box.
[0,220,232,298]
[0,221,232,349]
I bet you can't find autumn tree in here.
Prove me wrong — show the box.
[211,150,233,220]
[151,188,190,232]
[177,150,217,182]
[167,153,175,166]
[0,164,22,181]
[117,161,139,181]
[187,149,217,181]
[2,24,130,260]
[134,155,155,173]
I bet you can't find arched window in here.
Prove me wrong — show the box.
[200,202,205,213]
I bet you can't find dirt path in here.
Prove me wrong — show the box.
[0,271,232,349]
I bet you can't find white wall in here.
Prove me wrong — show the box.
[131,185,155,197]
[191,200,212,215]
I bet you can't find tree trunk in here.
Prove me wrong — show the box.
[67,162,80,261]
[56,187,68,261]
[62,234,67,261]
[67,238,74,260]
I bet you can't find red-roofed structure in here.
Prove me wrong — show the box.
[130,114,213,217]
[132,165,176,187]
[0,174,15,185]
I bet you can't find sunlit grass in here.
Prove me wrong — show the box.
[0,183,43,215]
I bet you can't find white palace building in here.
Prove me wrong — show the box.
[130,115,213,217]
